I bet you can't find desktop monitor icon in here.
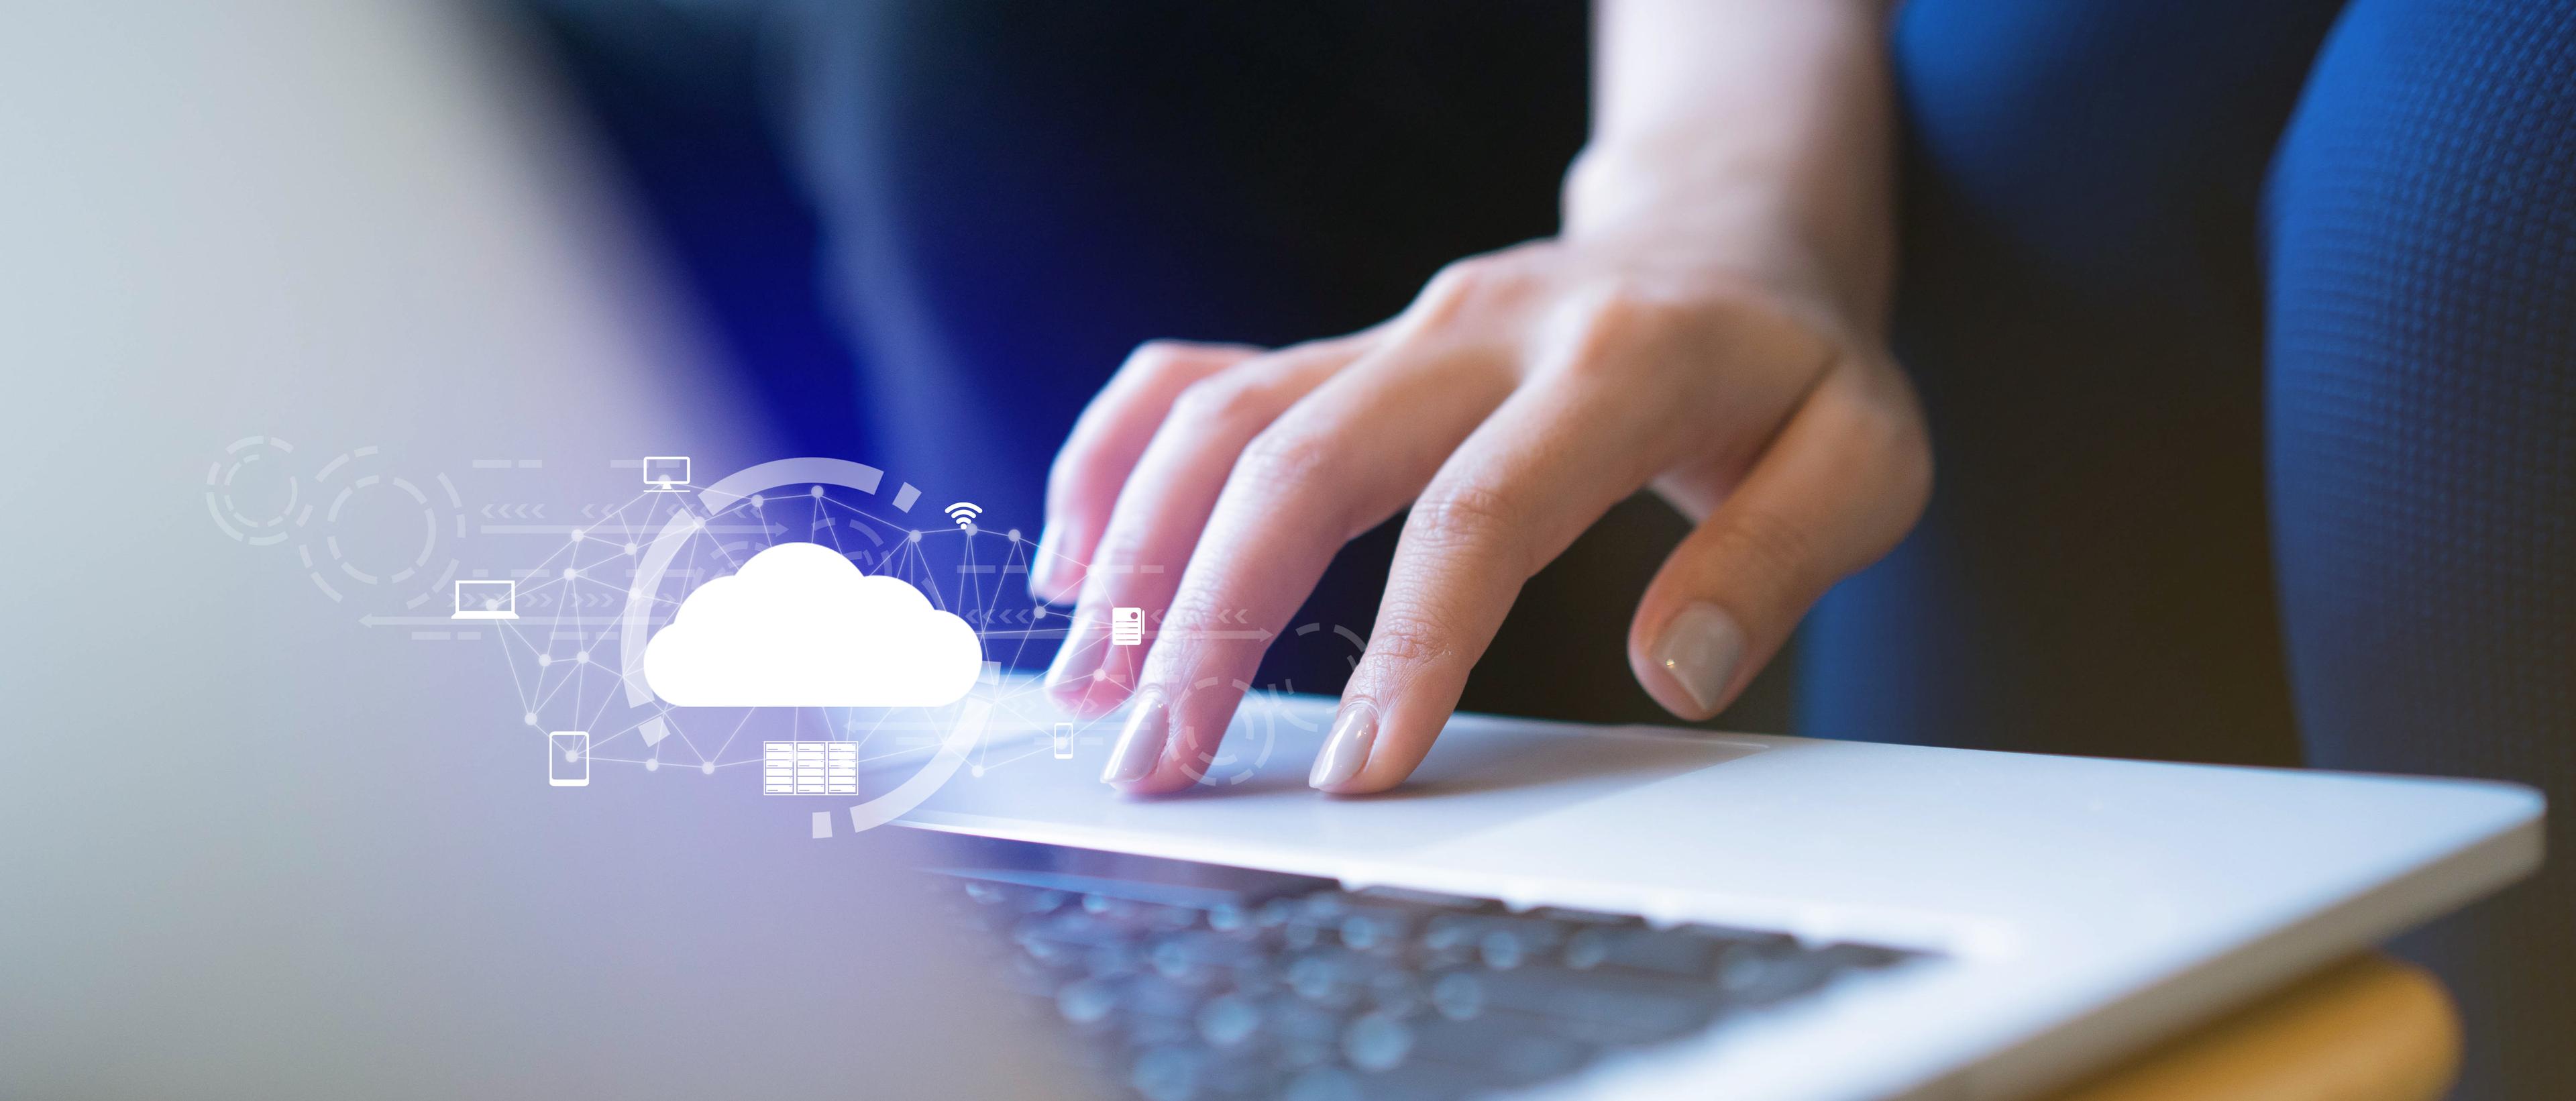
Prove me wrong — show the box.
[453,579,519,619]
[643,456,690,492]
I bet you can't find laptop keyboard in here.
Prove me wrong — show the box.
[924,837,1925,1100]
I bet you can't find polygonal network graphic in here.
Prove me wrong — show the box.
[207,442,1312,838]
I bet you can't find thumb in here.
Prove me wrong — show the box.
[1629,361,1931,720]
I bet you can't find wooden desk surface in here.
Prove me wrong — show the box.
[2049,955,2460,1101]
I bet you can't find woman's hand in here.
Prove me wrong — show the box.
[1030,0,1925,795]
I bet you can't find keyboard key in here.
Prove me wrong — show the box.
[1428,972,1485,1021]
[1058,976,1118,1025]
[1287,951,1366,1009]
[1406,1012,1593,1086]
[1130,1045,1204,1101]
[1283,1066,1362,1101]
[1449,965,1725,1046]
[1561,927,1613,969]
[1714,945,1835,1006]
[1593,927,1719,977]
[1341,1010,1414,1071]
[1196,994,1262,1048]
[1366,970,1425,1018]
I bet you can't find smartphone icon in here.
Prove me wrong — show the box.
[549,731,590,787]
[1053,723,1075,759]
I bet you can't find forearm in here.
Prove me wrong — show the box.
[1566,0,1898,327]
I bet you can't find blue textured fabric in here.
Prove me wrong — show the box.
[1816,1,2575,1095]
[2267,3,2576,1095]
[1805,0,2348,768]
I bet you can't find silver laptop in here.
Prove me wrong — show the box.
[888,690,2539,1100]
[0,6,2538,1098]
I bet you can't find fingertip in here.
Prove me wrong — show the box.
[1629,662,1721,723]
[1122,671,1264,794]
[1307,699,1379,793]
[1119,751,1203,796]
[1095,678,1221,796]
[1108,762,1190,796]
[1316,694,1446,795]
[1097,685,1169,787]
[1115,770,1199,797]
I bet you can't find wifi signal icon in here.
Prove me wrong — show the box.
[944,501,983,529]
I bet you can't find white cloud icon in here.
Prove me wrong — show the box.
[642,541,981,708]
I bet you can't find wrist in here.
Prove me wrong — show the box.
[1562,139,1893,333]
[1562,138,1794,242]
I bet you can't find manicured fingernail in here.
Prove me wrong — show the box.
[1101,688,1170,784]
[1309,702,1379,790]
[1654,602,1746,713]
[1029,521,1075,598]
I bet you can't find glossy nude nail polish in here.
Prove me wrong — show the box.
[1100,688,1171,784]
[1653,602,1746,713]
[1309,702,1379,790]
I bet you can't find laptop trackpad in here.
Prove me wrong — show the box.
[902,709,1767,862]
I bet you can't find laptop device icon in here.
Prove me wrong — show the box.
[452,578,519,619]
[643,456,690,492]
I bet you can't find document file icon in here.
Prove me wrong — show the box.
[1111,607,1143,646]
[764,741,857,795]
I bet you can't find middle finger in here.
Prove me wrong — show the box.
[1042,338,1363,715]
[1099,339,1515,794]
